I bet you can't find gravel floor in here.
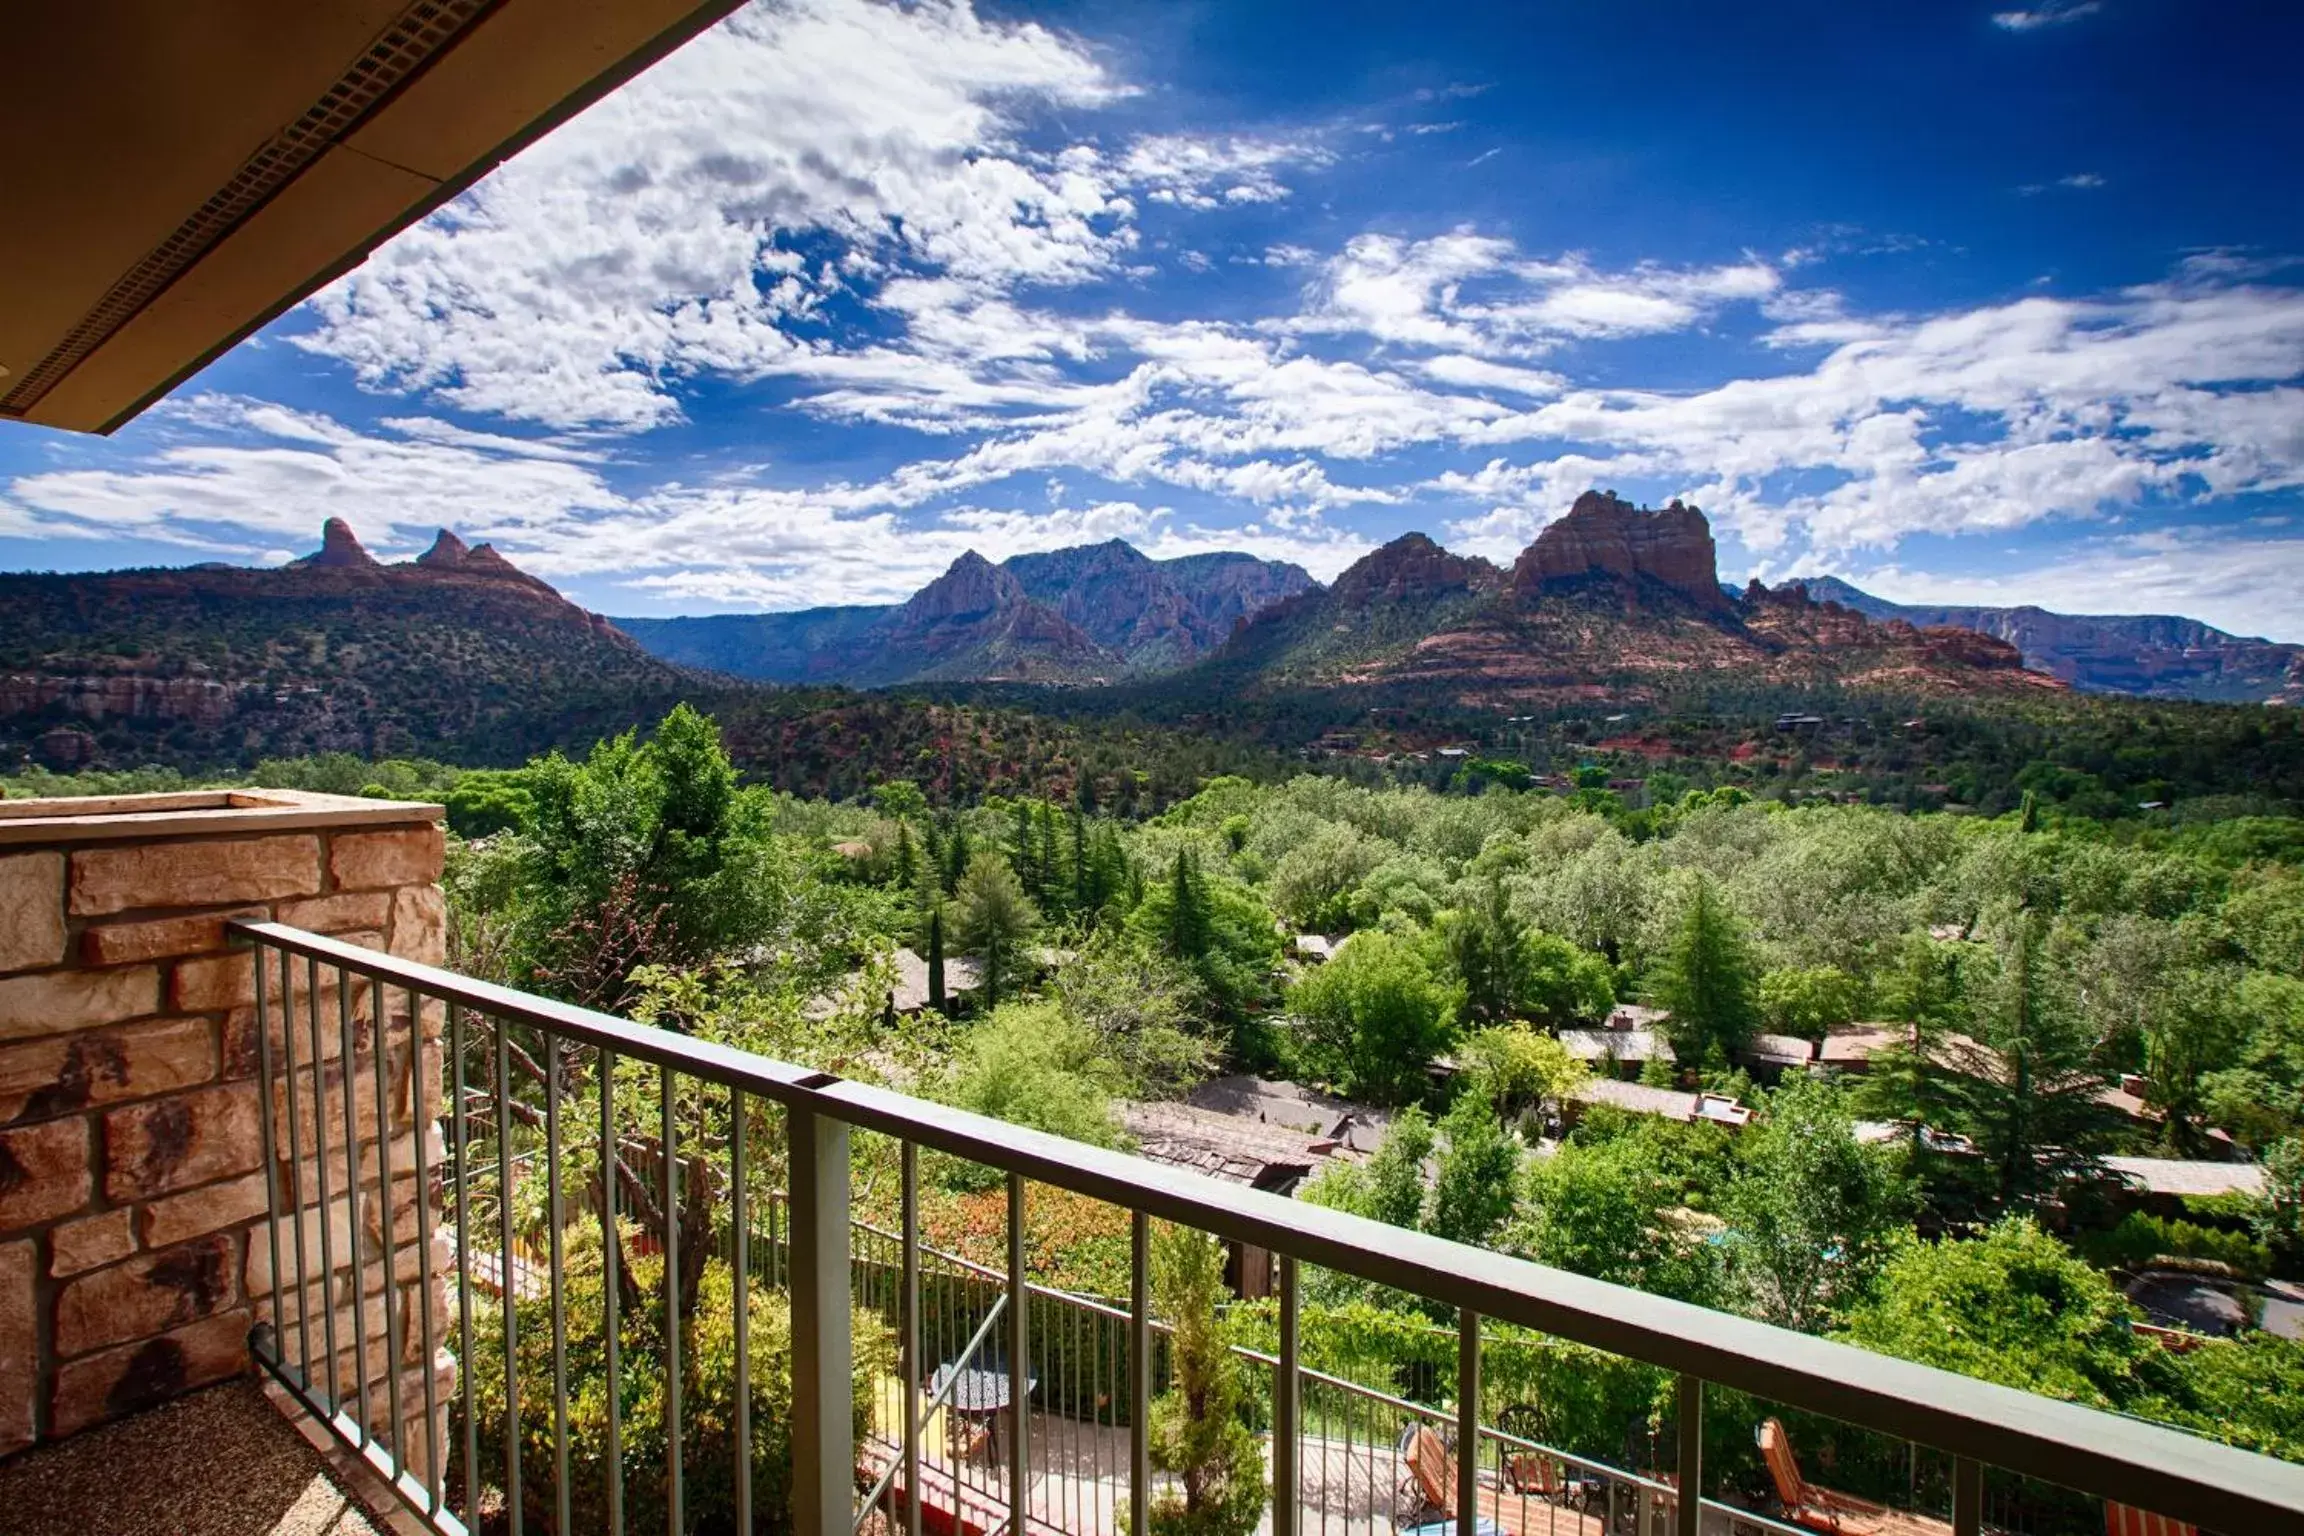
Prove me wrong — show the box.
[0,1378,394,1536]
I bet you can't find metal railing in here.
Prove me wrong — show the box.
[229,920,2304,1536]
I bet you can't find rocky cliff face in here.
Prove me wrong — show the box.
[0,522,686,767]
[291,517,382,570]
[617,540,1315,685]
[1332,533,1502,606]
[1791,576,2304,704]
[856,553,1117,685]
[1515,491,1730,613]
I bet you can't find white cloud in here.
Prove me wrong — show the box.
[1290,233,1781,354]
[1846,531,2304,646]
[1119,133,1328,209]
[1992,2,2103,31]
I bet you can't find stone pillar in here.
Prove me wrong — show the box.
[0,789,449,1466]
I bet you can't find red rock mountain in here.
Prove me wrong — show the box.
[1210,495,2057,706]
[0,523,689,768]
[1514,490,1730,613]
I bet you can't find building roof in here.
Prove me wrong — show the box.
[1181,1075,1389,1153]
[1818,1025,1907,1065]
[1559,1029,1674,1063]
[888,946,983,1013]
[2102,1156,2267,1199]
[1606,1004,1670,1030]
[1573,1078,1699,1121]
[1120,1101,1360,1190]
[3,1,744,434]
[1744,1033,1817,1067]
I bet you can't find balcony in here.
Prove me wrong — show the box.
[0,789,2300,1536]
[226,922,2304,1536]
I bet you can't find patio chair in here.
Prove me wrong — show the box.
[2105,1504,2196,1536]
[1397,1424,1601,1536]
[1757,1420,1952,1536]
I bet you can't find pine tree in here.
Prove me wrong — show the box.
[892,819,919,893]
[1948,910,2115,1208]
[1652,874,1760,1067]
[951,852,1040,1008]
[943,823,971,895]
[1164,848,1212,962]
[1070,811,1090,919]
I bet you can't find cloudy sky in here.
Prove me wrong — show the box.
[5,0,2303,639]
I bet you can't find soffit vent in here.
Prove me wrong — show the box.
[0,0,498,421]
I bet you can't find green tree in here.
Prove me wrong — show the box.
[1460,1026,1589,1125]
[950,852,1040,1008]
[946,1001,1125,1149]
[1947,911,2115,1208]
[2258,1135,2304,1270]
[1429,1095,1522,1248]
[1509,1136,1720,1305]
[1839,1218,2154,1410]
[1286,930,1457,1104]
[1126,852,1280,1029]
[1054,934,1217,1099]
[1758,965,1862,1037]
[1303,1107,1434,1232]
[1651,874,1761,1066]
[1145,1225,1268,1536]
[1723,1078,1910,1332]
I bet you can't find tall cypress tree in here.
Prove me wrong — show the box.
[927,906,948,1015]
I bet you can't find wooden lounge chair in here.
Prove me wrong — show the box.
[1758,1420,1953,1536]
[1399,1424,1605,1536]
[2105,1504,2196,1536]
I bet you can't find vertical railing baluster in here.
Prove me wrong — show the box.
[253,940,287,1375]
[1953,1456,1982,1536]
[902,1141,922,1536]
[661,1064,683,1535]
[1006,1171,1028,1536]
[600,1048,624,1536]
[371,966,405,1473]
[1130,1210,1149,1536]
[546,1036,570,1536]
[1456,1311,1478,1536]
[405,986,442,1512]
[306,955,343,1418]
[733,1087,753,1536]
[1674,1376,1701,1536]
[1276,1256,1299,1536]
[791,1102,854,1536]
[495,1016,524,1536]
[338,958,372,1443]
[275,946,314,1384]
[450,1003,479,1529]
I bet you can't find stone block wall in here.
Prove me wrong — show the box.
[0,790,450,1466]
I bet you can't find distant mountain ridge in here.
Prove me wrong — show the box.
[1196,491,2058,706]
[1791,576,2304,705]
[613,539,1316,686]
[0,519,696,769]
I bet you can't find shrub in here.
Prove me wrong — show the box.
[2074,1213,2272,1281]
[458,1225,891,1533]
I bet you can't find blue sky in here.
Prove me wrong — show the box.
[5,0,2304,639]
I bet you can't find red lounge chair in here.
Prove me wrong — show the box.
[2105,1504,2196,1536]
[1758,1420,1952,1536]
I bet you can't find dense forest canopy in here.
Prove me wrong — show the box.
[10,699,2304,1511]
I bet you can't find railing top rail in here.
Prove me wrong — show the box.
[230,920,2304,1535]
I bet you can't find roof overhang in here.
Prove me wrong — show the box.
[0,0,747,435]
